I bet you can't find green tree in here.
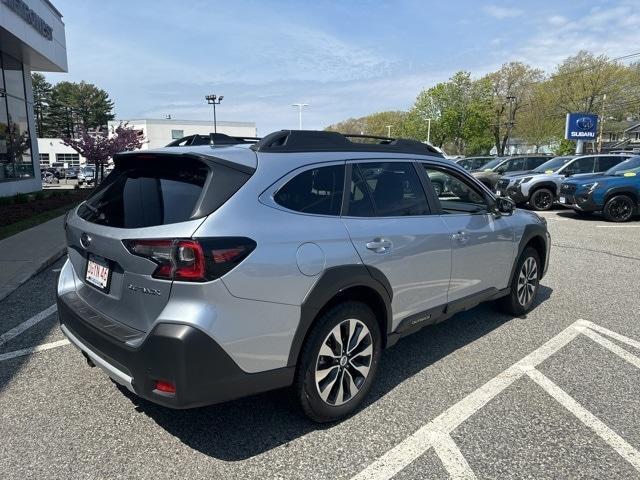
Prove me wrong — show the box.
[46,81,115,137]
[548,51,628,116]
[326,111,408,138]
[31,73,52,136]
[483,62,543,155]
[404,72,493,155]
[516,84,563,152]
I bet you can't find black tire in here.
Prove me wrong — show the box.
[603,194,636,222]
[496,247,541,316]
[432,181,443,196]
[529,188,554,211]
[293,301,381,423]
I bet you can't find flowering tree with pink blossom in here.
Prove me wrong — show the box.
[63,122,144,184]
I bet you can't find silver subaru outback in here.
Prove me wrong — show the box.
[57,130,550,422]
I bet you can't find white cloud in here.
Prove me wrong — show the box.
[548,15,567,26]
[482,5,523,19]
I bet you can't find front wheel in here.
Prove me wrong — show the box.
[603,195,636,222]
[529,188,554,211]
[496,247,541,316]
[293,302,381,423]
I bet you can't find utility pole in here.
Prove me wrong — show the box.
[292,103,308,130]
[426,118,432,143]
[597,94,607,153]
[386,125,391,138]
[505,95,516,155]
[205,94,223,133]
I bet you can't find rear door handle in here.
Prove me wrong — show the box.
[451,231,470,242]
[366,238,392,253]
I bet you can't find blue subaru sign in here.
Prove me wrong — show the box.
[565,113,598,140]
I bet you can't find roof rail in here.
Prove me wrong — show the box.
[250,130,443,157]
[165,133,261,147]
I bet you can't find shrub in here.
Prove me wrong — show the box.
[13,193,28,204]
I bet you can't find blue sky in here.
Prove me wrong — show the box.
[47,0,640,135]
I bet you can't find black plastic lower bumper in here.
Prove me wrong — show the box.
[57,292,294,409]
[505,186,528,203]
[558,193,600,212]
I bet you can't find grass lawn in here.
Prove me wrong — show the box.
[0,189,90,240]
[0,205,77,240]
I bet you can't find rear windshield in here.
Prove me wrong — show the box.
[77,157,210,228]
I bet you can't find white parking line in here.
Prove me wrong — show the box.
[596,225,640,228]
[527,368,640,471]
[578,320,640,351]
[0,339,69,362]
[431,434,476,479]
[350,320,640,480]
[0,304,57,345]
[350,323,581,480]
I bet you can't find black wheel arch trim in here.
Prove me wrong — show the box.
[507,224,549,288]
[530,182,558,197]
[287,265,393,367]
[604,187,639,205]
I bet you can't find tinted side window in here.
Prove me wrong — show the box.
[527,157,548,169]
[275,165,345,216]
[506,158,525,171]
[358,162,429,216]
[346,165,375,217]
[567,157,595,174]
[474,158,490,169]
[598,156,626,171]
[423,165,488,214]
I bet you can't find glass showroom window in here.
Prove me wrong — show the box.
[0,52,33,181]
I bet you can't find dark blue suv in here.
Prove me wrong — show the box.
[559,156,640,222]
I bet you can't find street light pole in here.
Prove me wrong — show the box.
[386,125,391,138]
[292,103,309,130]
[426,118,432,143]
[205,94,224,133]
[597,93,607,153]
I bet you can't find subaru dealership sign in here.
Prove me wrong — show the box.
[565,113,598,140]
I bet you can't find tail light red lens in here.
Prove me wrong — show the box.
[123,237,256,282]
[153,380,176,394]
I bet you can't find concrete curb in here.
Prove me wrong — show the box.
[0,246,67,303]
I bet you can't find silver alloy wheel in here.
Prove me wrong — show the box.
[517,256,538,306]
[315,318,373,406]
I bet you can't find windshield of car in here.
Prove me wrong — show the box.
[607,156,640,176]
[478,158,504,170]
[532,156,574,173]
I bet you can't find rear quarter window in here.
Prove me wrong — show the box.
[274,165,345,216]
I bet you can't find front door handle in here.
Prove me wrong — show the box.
[366,238,392,253]
[451,231,470,242]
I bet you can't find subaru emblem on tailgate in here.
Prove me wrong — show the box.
[80,233,92,249]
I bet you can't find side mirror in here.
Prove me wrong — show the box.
[496,196,515,215]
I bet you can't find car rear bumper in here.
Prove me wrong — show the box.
[57,291,294,409]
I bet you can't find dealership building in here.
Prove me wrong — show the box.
[108,118,258,150]
[0,0,66,197]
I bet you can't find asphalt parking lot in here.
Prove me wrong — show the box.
[1,208,639,479]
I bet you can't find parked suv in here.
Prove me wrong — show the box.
[559,155,640,222]
[57,130,550,422]
[472,155,551,190]
[496,154,631,210]
[455,156,494,172]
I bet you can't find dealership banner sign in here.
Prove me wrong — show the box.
[565,113,598,141]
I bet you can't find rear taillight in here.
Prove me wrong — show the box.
[123,237,256,282]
